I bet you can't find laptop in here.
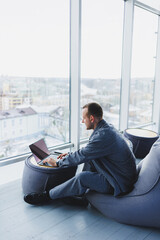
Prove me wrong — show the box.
[29,138,60,166]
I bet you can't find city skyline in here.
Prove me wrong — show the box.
[0,74,154,159]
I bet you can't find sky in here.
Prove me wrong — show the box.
[0,0,70,78]
[131,5,158,78]
[0,0,159,79]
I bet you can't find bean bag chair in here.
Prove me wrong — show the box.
[86,137,160,228]
[22,156,77,195]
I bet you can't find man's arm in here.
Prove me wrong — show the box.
[42,153,68,167]
[58,131,112,167]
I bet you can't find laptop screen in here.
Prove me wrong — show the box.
[29,138,50,163]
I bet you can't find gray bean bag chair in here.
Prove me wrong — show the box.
[86,137,160,229]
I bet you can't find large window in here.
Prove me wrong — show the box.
[0,0,70,159]
[80,0,124,138]
[128,7,158,127]
[1,0,160,163]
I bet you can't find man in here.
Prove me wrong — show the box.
[24,102,137,205]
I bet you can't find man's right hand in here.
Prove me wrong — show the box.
[57,153,68,159]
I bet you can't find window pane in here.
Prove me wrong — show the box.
[0,0,70,159]
[81,0,124,138]
[128,7,158,127]
[136,0,160,11]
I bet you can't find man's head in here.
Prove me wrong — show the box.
[82,102,103,130]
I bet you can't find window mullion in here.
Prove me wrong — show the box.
[120,0,135,131]
[152,16,160,134]
[70,0,81,151]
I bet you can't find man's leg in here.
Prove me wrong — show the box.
[82,161,97,172]
[49,171,113,199]
[24,171,113,205]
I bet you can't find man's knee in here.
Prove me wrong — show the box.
[75,171,93,186]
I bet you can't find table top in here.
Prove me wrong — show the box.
[126,129,158,138]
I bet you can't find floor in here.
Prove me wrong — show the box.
[0,178,160,240]
[0,161,24,185]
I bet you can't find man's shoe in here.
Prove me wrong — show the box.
[62,196,88,207]
[24,191,51,205]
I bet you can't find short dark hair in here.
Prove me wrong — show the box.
[83,102,103,119]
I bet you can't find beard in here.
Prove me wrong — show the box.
[86,122,94,130]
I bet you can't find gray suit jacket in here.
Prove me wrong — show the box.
[58,119,137,196]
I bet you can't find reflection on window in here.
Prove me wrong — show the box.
[128,7,158,127]
[0,0,70,159]
[80,0,124,138]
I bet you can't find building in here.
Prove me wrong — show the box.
[0,107,38,142]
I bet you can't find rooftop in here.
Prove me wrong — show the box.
[0,107,37,119]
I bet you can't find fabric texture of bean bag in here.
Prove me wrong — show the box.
[86,137,160,228]
[124,128,159,159]
[22,155,77,195]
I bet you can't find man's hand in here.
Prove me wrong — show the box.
[43,157,57,167]
[57,153,68,159]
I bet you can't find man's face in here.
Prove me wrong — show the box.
[82,108,94,130]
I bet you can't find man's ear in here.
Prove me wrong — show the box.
[90,115,94,123]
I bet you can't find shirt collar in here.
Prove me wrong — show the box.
[89,119,107,139]
[94,119,106,131]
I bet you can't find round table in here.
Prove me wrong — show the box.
[124,128,159,159]
[22,155,77,195]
